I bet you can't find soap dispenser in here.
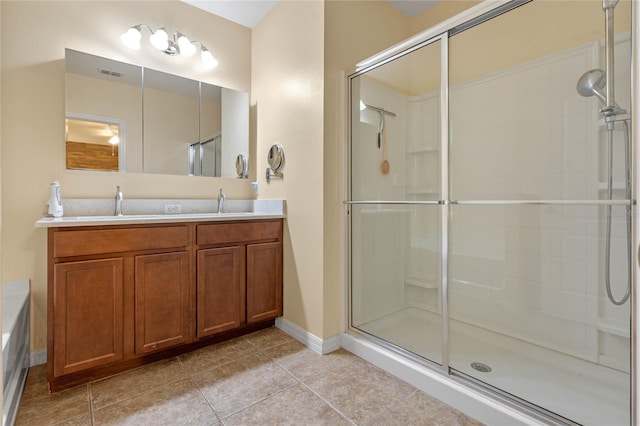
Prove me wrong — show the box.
[47,181,64,217]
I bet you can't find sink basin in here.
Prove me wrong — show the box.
[59,215,123,221]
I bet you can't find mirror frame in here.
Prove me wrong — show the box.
[236,153,249,178]
[267,143,285,172]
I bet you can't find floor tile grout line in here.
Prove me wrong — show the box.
[214,378,300,423]
[255,336,361,425]
[296,380,358,426]
[187,346,300,424]
[89,357,192,413]
[90,376,198,419]
[179,354,244,376]
[283,353,418,426]
[364,388,418,425]
[189,376,223,425]
[88,383,96,426]
[262,352,356,425]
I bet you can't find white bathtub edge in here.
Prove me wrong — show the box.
[340,333,542,426]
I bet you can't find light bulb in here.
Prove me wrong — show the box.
[149,28,169,50]
[120,27,141,50]
[177,34,196,56]
[201,48,219,70]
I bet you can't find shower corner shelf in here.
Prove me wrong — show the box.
[597,182,626,191]
[406,146,439,154]
[405,277,438,289]
[406,187,439,195]
[597,319,630,338]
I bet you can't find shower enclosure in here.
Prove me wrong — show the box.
[347,1,634,424]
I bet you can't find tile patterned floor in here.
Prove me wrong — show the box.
[15,327,483,425]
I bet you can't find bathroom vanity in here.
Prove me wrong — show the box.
[38,211,283,391]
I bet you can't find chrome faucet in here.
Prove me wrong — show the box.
[115,185,123,216]
[217,188,225,214]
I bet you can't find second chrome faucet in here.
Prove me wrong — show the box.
[115,185,123,216]
[217,188,225,214]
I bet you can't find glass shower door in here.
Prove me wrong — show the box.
[447,1,631,424]
[350,38,444,364]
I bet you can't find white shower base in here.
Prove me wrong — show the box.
[359,308,629,426]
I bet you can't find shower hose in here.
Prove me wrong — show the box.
[605,120,631,305]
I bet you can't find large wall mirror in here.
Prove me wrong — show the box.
[65,49,249,177]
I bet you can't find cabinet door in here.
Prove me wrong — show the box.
[53,258,124,377]
[197,246,244,338]
[247,242,283,323]
[135,252,189,354]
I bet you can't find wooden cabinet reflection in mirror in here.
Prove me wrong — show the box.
[65,117,122,172]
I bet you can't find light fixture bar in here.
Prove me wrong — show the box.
[120,24,219,70]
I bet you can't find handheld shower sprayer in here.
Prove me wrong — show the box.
[576,0,631,306]
[576,69,607,104]
[577,69,626,118]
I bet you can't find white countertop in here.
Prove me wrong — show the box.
[35,199,285,228]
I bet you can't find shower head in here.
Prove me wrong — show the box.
[577,69,607,104]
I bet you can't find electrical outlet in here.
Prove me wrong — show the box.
[164,203,182,214]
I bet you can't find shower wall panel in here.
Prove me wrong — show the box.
[448,34,631,377]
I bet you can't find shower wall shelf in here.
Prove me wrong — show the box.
[597,319,631,338]
[406,146,439,154]
[406,187,439,195]
[597,182,627,190]
[405,277,438,289]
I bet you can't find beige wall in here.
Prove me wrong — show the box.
[0,1,252,352]
[252,0,326,337]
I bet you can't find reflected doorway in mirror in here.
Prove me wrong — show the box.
[65,113,125,172]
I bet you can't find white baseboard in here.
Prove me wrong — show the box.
[275,317,341,355]
[30,350,46,366]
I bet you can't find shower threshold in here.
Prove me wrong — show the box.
[358,308,628,426]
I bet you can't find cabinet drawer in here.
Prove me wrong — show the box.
[53,226,189,258]
[197,220,281,246]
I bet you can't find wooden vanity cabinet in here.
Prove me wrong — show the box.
[247,241,283,323]
[196,220,283,337]
[52,257,124,377]
[47,219,283,391]
[134,251,190,355]
[48,224,191,385]
[196,246,245,337]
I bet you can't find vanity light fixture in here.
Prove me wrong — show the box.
[120,24,219,70]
